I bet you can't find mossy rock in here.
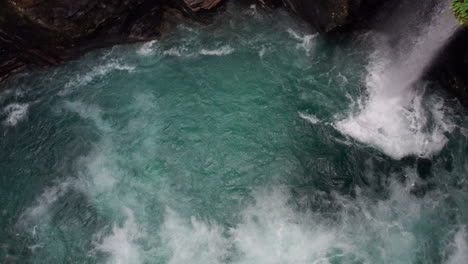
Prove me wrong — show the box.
[452,0,468,25]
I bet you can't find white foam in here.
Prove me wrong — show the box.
[2,103,29,126]
[64,100,112,132]
[446,227,468,264]
[299,112,320,124]
[163,46,192,57]
[160,188,352,264]
[335,3,459,159]
[28,243,44,253]
[287,29,317,56]
[160,209,230,264]
[335,83,453,159]
[158,165,454,263]
[19,181,71,226]
[137,40,157,56]
[82,148,118,191]
[258,46,267,58]
[231,188,349,263]
[61,61,135,95]
[96,208,141,264]
[246,4,259,17]
[200,45,234,56]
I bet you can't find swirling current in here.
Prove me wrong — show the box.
[0,3,467,264]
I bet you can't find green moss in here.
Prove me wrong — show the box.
[451,0,468,25]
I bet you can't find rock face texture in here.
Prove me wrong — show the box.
[10,0,162,39]
[183,0,224,11]
[1,0,466,106]
[0,0,387,81]
[427,28,468,106]
[0,0,226,81]
[257,0,385,33]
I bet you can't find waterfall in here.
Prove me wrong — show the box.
[336,0,460,159]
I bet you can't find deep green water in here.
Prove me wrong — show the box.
[1,4,467,264]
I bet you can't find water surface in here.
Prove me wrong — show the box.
[1,4,467,264]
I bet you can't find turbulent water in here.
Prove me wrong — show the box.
[1,3,467,264]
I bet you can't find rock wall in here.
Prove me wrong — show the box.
[427,28,468,106]
[0,0,388,82]
[0,0,226,81]
[256,0,386,33]
[1,0,466,107]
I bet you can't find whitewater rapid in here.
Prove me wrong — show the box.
[336,0,459,159]
[0,2,467,264]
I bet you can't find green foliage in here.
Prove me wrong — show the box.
[451,0,468,24]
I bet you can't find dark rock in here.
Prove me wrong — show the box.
[0,1,69,81]
[1,0,465,106]
[0,0,226,82]
[183,0,224,12]
[255,0,283,8]
[426,28,468,106]
[256,0,388,33]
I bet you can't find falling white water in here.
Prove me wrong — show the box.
[336,1,459,159]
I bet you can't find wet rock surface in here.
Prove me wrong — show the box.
[0,0,466,107]
[256,0,387,33]
[0,0,390,82]
[427,28,468,106]
[0,0,226,81]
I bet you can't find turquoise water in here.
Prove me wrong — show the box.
[1,4,467,264]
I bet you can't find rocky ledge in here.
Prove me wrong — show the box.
[427,28,468,106]
[0,0,227,82]
[1,0,466,106]
[259,0,386,33]
[0,0,390,82]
